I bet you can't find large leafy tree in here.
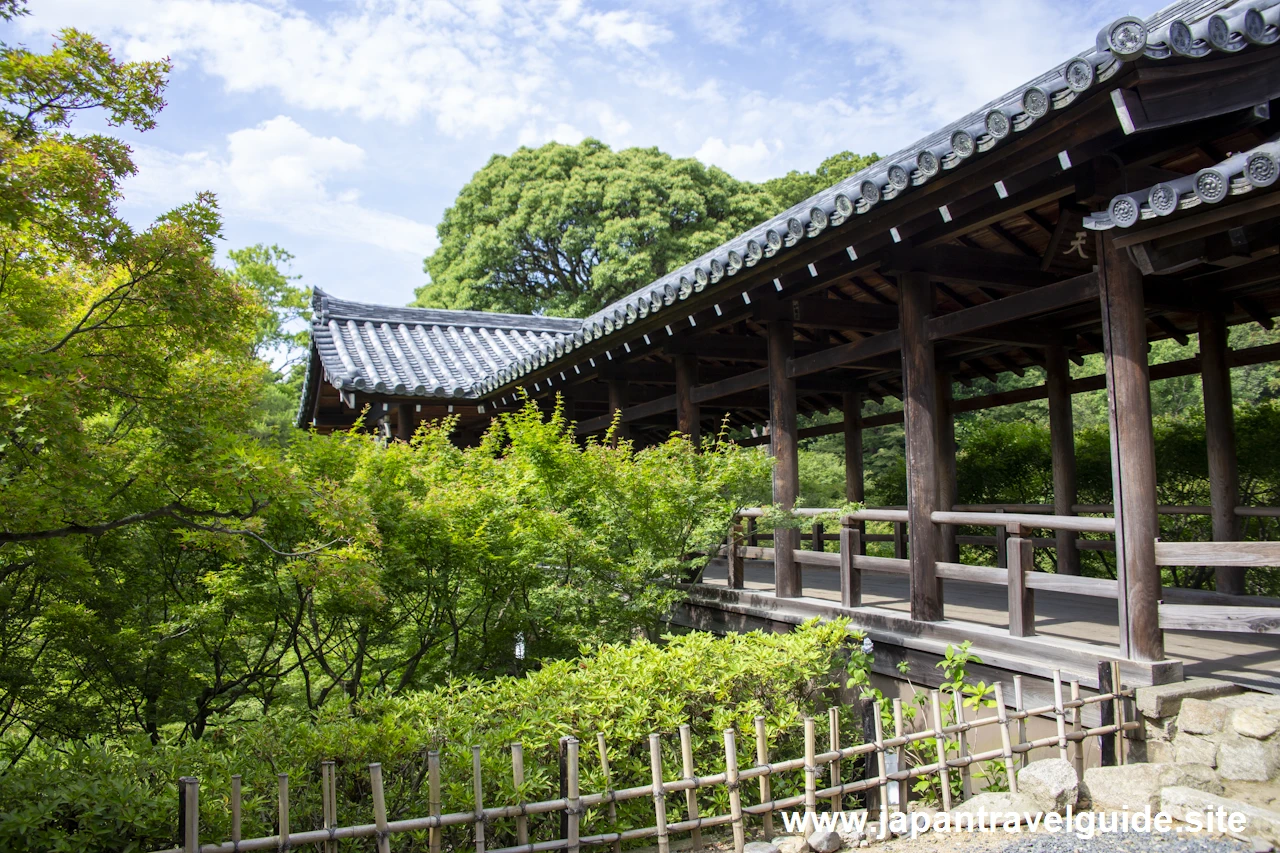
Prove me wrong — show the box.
[762,150,881,209]
[414,139,777,316]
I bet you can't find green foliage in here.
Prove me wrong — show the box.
[0,622,859,853]
[227,244,311,366]
[415,139,777,317]
[761,151,882,209]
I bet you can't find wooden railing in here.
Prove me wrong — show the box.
[158,673,1136,853]
[722,505,1280,640]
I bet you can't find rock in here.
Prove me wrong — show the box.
[1161,786,1280,844]
[771,836,807,853]
[1175,732,1220,767]
[1180,698,1231,735]
[807,829,841,853]
[1234,707,1280,741]
[1219,737,1280,782]
[949,792,1043,828]
[745,843,780,853]
[1217,694,1280,713]
[1081,762,1221,812]
[1016,758,1078,813]
[1253,838,1275,853]
[1135,678,1241,719]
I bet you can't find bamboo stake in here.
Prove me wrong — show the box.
[678,725,702,849]
[231,775,242,852]
[872,702,888,829]
[1013,676,1028,769]
[278,774,290,852]
[320,763,334,853]
[828,707,842,813]
[371,764,391,853]
[724,729,745,853]
[472,747,485,853]
[597,733,621,853]
[993,682,1018,794]
[892,698,908,811]
[649,734,670,853]
[512,744,529,847]
[803,717,817,821]
[428,751,441,853]
[182,777,199,853]
[567,738,581,853]
[929,692,952,812]
[952,689,972,800]
[753,716,772,839]
[1052,671,1069,763]
[1070,681,1084,781]
[1111,661,1125,766]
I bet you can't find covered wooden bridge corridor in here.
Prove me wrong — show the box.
[300,0,1280,693]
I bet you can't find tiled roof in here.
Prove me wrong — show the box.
[1085,135,1280,229]
[307,288,581,398]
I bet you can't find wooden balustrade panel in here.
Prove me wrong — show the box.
[1154,541,1280,567]
[1158,604,1280,634]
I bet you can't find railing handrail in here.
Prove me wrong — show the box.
[930,510,1116,534]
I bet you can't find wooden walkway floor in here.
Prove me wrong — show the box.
[699,559,1280,693]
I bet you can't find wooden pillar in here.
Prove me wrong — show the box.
[1199,310,1244,595]
[1045,344,1081,575]
[674,354,700,446]
[396,403,415,443]
[768,319,801,598]
[936,367,959,563]
[843,391,866,556]
[607,379,630,443]
[1099,236,1163,662]
[899,272,942,621]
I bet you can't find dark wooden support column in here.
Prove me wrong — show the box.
[1046,344,1081,575]
[1099,236,1163,662]
[936,367,959,563]
[396,403,415,443]
[674,354,700,445]
[607,379,630,443]
[1199,310,1244,595]
[899,272,942,621]
[842,391,866,557]
[768,319,801,598]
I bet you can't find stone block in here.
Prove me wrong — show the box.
[1180,698,1231,735]
[746,843,780,853]
[1219,736,1280,782]
[807,829,841,853]
[1016,758,1078,814]
[1135,678,1241,719]
[1175,732,1220,768]
[1081,762,1222,812]
[1233,707,1280,741]
[772,836,807,853]
[1161,786,1280,844]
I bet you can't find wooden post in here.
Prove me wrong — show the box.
[1070,680,1085,781]
[1052,671,1069,762]
[992,683,1018,794]
[471,748,485,853]
[899,272,942,621]
[371,764,391,853]
[754,716,773,838]
[597,734,621,853]
[1006,523,1036,637]
[428,751,441,853]
[397,403,415,443]
[512,743,528,847]
[566,738,580,853]
[929,691,952,812]
[1046,344,1081,575]
[559,737,569,843]
[675,353,700,446]
[748,517,759,548]
[232,774,243,852]
[995,511,1009,570]
[679,725,702,849]
[936,367,959,563]
[607,379,630,443]
[320,764,333,853]
[828,707,842,813]
[1098,661,1117,766]
[768,319,801,598]
[729,519,745,589]
[1099,236,1163,662]
[279,773,291,852]
[843,391,867,552]
[723,729,746,853]
[840,519,861,607]
[649,734,670,853]
[811,521,824,553]
[1013,676,1028,770]
[1200,309,1245,595]
[180,777,199,853]
[893,522,906,560]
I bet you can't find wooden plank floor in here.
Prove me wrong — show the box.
[699,559,1280,693]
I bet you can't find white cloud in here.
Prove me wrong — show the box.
[125,116,436,256]
[694,137,783,180]
[578,10,671,50]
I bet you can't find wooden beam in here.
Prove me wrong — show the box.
[1099,232,1163,662]
[769,320,801,598]
[844,391,864,506]
[1046,344,1080,576]
[927,271,1098,342]
[887,245,1061,291]
[1199,310,1244,595]
[900,271,942,621]
[787,331,902,379]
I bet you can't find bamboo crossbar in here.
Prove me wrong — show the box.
[160,679,1136,853]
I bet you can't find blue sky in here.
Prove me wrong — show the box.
[7,0,1167,308]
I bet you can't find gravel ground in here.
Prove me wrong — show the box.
[875,828,1252,853]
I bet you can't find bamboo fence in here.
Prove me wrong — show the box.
[161,667,1136,853]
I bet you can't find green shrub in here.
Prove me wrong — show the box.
[0,621,862,853]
